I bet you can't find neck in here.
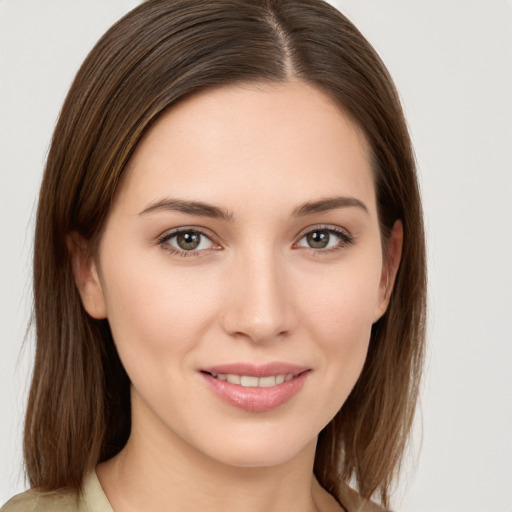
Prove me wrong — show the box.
[96,392,336,512]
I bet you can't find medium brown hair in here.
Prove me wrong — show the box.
[25,0,426,508]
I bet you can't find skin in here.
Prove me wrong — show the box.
[73,81,402,512]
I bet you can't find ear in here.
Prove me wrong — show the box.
[374,220,403,322]
[67,233,108,319]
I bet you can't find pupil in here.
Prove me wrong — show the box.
[177,232,200,250]
[307,231,329,249]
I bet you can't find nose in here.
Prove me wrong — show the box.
[221,248,296,343]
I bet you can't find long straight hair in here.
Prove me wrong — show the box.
[25,0,426,508]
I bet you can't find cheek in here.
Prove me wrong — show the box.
[310,285,374,379]
[297,259,381,414]
[299,255,381,346]
[98,248,221,374]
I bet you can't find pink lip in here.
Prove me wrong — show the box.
[201,362,309,378]
[200,362,311,413]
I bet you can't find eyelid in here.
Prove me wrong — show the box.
[156,226,222,256]
[293,224,355,250]
[155,224,354,257]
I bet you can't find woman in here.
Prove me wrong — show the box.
[1,1,426,511]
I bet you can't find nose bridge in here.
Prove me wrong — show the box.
[222,244,294,342]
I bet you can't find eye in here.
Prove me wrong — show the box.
[295,227,353,251]
[158,228,219,255]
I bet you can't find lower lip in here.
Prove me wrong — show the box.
[201,371,310,413]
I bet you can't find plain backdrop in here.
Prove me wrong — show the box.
[1,1,511,511]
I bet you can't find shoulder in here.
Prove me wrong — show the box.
[1,489,80,512]
[1,471,112,512]
[314,477,385,512]
[337,481,386,512]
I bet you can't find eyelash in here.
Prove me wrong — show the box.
[295,225,355,253]
[156,225,354,257]
[157,227,221,257]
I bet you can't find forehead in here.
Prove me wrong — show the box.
[116,81,376,217]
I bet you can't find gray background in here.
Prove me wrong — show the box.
[1,1,511,510]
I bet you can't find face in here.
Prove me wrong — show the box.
[77,81,399,468]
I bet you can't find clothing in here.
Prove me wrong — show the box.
[337,482,385,512]
[0,472,112,512]
[1,471,383,512]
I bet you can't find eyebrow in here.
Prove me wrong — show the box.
[139,198,233,221]
[139,195,368,221]
[292,196,369,216]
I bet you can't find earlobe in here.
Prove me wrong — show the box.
[67,233,108,319]
[374,220,403,322]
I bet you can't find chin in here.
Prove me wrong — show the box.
[186,424,318,470]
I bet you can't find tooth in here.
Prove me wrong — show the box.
[227,374,241,384]
[240,376,259,387]
[217,373,292,386]
[258,376,277,387]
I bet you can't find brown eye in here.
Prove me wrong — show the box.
[306,230,330,249]
[296,227,354,251]
[160,229,216,254]
[176,231,202,250]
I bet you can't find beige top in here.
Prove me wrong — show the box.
[0,472,113,512]
[1,472,383,512]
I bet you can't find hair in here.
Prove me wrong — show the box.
[25,0,426,509]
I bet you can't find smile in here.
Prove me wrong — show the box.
[200,363,311,412]
[208,373,294,387]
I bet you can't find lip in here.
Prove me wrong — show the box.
[201,362,309,378]
[200,362,311,413]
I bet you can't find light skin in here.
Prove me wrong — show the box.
[72,81,402,512]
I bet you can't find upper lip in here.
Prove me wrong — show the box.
[200,362,310,377]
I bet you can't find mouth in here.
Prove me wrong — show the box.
[199,363,311,412]
[204,372,295,387]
